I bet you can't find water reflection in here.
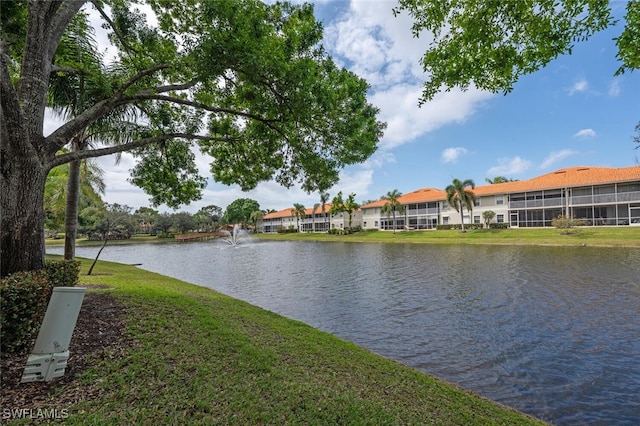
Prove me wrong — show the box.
[49,242,640,424]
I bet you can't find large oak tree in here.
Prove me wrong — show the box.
[0,0,385,276]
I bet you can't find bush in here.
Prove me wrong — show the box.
[1,270,52,353]
[276,226,297,234]
[45,259,80,287]
[0,260,80,353]
[489,223,510,229]
[552,215,586,233]
[436,224,461,230]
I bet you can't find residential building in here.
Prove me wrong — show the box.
[261,166,640,232]
[262,203,362,233]
[361,166,640,229]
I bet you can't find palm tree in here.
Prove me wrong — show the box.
[381,189,405,233]
[292,203,306,232]
[249,210,264,233]
[48,15,139,259]
[445,178,476,232]
[342,193,360,230]
[44,160,105,234]
[320,191,330,232]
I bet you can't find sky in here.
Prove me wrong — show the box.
[45,0,640,213]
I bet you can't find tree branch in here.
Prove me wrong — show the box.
[123,93,282,124]
[48,1,86,65]
[51,64,85,74]
[116,63,170,96]
[48,133,229,169]
[45,64,169,153]
[140,79,199,95]
[89,0,139,56]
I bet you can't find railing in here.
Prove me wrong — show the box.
[571,191,640,205]
[617,191,640,202]
[406,208,439,216]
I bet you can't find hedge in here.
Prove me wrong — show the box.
[0,260,80,353]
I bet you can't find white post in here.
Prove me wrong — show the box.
[21,287,86,383]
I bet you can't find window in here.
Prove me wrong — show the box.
[474,216,480,224]
[443,216,449,225]
[497,214,504,223]
[496,196,504,205]
[474,199,480,207]
[374,221,378,227]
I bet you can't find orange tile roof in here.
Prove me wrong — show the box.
[474,166,640,196]
[263,204,334,220]
[400,187,447,203]
[362,188,448,208]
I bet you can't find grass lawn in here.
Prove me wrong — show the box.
[25,257,544,425]
[256,227,640,247]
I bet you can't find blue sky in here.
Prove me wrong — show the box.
[50,0,640,213]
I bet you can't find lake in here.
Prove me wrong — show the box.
[48,240,640,424]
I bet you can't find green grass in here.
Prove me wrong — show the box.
[257,227,640,247]
[57,258,543,425]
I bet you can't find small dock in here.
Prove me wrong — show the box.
[174,232,220,242]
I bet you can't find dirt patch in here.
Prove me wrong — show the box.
[1,291,129,411]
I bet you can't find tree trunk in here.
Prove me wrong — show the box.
[64,158,81,260]
[87,234,108,276]
[1,157,48,276]
[392,211,396,234]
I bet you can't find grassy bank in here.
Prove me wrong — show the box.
[256,227,640,247]
[38,258,542,424]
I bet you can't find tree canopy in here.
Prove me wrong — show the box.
[393,0,637,103]
[0,0,385,275]
[224,198,260,228]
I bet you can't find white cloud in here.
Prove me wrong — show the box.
[325,0,494,151]
[363,151,396,168]
[487,157,532,176]
[371,84,492,150]
[608,80,621,97]
[323,0,427,89]
[540,150,578,169]
[568,78,588,95]
[573,128,596,138]
[441,147,468,163]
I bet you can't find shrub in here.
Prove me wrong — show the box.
[1,269,52,353]
[0,260,80,353]
[552,215,586,233]
[277,226,297,234]
[489,223,510,229]
[45,259,80,287]
[436,224,461,230]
